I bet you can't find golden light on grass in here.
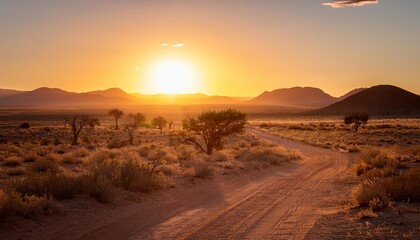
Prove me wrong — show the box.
[144,58,201,94]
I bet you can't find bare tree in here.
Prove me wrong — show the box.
[344,112,369,133]
[128,113,146,128]
[87,118,100,130]
[66,115,90,145]
[108,109,124,130]
[183,109,247,155]
[168,120,173,130]
[152,116,167,134]
[123,125,136,146]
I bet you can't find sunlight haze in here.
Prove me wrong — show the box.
[0,0,419,96]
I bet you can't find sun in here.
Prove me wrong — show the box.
[146,58,201,94]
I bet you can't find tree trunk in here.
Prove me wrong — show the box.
[115,118,119,130]
[72,132,79,145]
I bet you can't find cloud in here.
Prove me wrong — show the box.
[161,43,185,47]
[323,0,378,8]
[171,43,185,47]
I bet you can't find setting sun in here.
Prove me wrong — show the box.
[145,59,201,94]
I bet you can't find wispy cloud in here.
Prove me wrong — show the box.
[161,43,185,48]
[323,0,378,8]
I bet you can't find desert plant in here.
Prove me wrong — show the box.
[344,112,369,132]
[183,109,247,155]
[151,116,167,134]
[66,115,90,145]
[123,125,136,146]
[128,113,146,129]
[108,108,124,130]
[87,118,100,130]
[19,123,30,129]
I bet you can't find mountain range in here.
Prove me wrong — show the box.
[0,85,418,115]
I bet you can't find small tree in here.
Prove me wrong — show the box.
[128,113,146,128]
[183,109,247,155]
[66,115,90,145]
[87,118,100,130]
[344,112,369,133]
[123,125,136,146]
[108,108,124,130]
[152,116,167,134]
[168,120,173,130]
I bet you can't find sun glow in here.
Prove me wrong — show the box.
[145,59,201,94]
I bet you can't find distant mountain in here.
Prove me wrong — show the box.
[248,87,336,108]
[0,87,248,107]
[87,88,136,100]
[337,88,367,101]
[0,87,135,106]
[0,88,25,97]
[312,85,420,115]
[130,93,246,105]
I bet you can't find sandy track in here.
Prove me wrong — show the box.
[1,128,353,240]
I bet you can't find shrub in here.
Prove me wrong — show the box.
[6,167,25,176]
[192,161,214,178]
[0,190,61,220]
[11,172,82,200]
[19,123,30,129]
[382,168,420,201]
[30,157,59,173]
[3,157,22,167]
[352,180,389,208]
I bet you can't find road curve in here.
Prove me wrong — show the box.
[1,128,353,240]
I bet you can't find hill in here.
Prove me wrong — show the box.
[312,85,420,115]
[0,87,135,106]
[337,88,367,101]
[248,87,336,108]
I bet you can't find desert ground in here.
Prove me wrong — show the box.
[0,108,419,239]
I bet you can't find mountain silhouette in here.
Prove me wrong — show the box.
[248,87,336,108]
[313,85,420,115]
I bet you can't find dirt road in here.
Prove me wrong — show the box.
[2,128,353,240]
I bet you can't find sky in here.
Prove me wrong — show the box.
[0,0,419,97]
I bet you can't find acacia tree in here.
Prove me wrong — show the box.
[87,118,100,130]
[183,109,247,155]
[344,112,369,133]
[108,108,124,130]
[128,113,146,128]
[66,115,90,145]
[152,116,167,134]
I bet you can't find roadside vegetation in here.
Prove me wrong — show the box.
[0,109,300,221]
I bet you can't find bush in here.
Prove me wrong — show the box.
[352,180,389,208]
[30,157,59,173]
[192,161,214,178]
[382,168,420,201]
[2,157,22,167]
[11,172,82,200]
[19,123,30,129]
[0,190,61,220]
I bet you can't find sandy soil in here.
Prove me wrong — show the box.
[1,128,361,239]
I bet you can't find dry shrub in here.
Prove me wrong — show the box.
[157,164,181,176]
[81,174,114,203]
[352,180,389,208]
[357,209,377,219]
[357,149,405,177]
[61,153,83,165]
[0,190,61,220]
[6,167,25,176]
[369,197,385,211]
[30,157,59,173]
[2,156,22,167]
[23,152,38,163]
[192,161,214,178]
[382,167,420,201]
[211,151,229,162]
[11,172,82,200]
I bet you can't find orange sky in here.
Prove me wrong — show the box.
[0,1,419,97]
